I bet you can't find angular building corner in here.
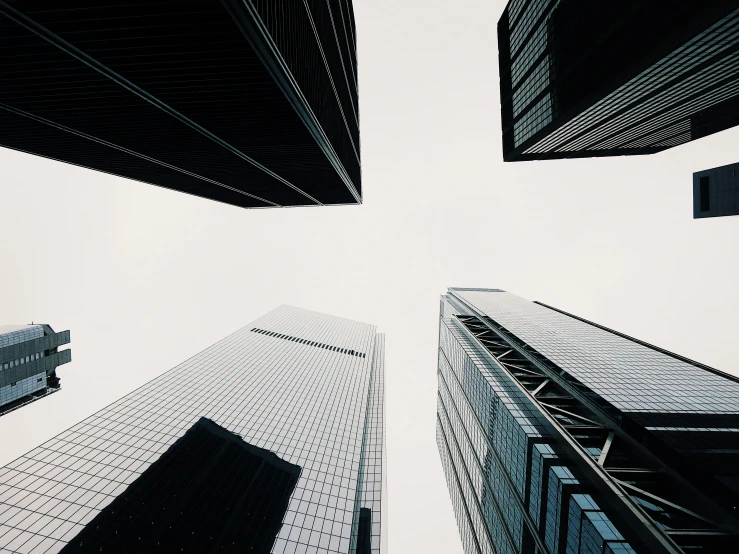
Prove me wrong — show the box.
[0,306,385,554]
[499,1,739,161]
[437,287,739,553]
[0,324,71,417]
[0,1,360,208]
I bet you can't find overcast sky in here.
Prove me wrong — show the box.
[1,1,739,552]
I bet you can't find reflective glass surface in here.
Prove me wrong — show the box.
[0,306,385,554]
[454,290,739,415]
[437,293,638,554]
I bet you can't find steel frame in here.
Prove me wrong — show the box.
[452,312,738,553]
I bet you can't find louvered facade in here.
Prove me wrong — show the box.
[499,1,739,161]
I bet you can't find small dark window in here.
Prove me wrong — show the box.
[700,176,710,212]
[37,378,43,382]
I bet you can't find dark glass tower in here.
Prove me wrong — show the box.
[0,1,360,208]
[0,306,385,553]
[694,161,739,218]
[0,324,71,417]
[498,1,739,161]
[437,288,739,554]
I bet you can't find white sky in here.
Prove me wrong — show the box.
[1,1,739,552]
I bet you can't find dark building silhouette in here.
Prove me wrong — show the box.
[438,288,739,554]
[60,418,301,554]
[0,324,71,416]
[0,1,360,208]
[498,2,739,161]
[694,161,739,218]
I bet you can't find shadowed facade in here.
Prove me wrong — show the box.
[60,418,301,554]
[0,1,360,208]
[499,1,739,161]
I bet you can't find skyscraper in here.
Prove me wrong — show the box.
[0,1,360,208]
[0,324,71,417]
[498,2,739,161]
[0,306,385,554]
[694,161,739,218]
[437,288,739,554]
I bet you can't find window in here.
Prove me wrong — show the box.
[700,176,710,212]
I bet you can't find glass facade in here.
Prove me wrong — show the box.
[0,325,70,417]
[498,2,739,161]
[437,288,739,553]
[0,1,360,207]
[0,306,385,554]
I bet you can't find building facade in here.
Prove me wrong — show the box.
[0,324,71,417]
[498,1,739,161]
[437,288,739,554]
[694,161,739,218]
[0,306,385,554]
[0,1,360,208]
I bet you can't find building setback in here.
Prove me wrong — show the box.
[694,161,739,218]
[498,1,739,161]
[0,306,385,554]
[437,288,739,554]
[0,324,71,417]
[0,1,360,208]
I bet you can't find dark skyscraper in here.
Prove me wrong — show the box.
[498,2,739,161]
[0,1,360,208]
[0,324,71,417]
[0,306,385,554]
[437,288,739,554]
[694,161,739,218]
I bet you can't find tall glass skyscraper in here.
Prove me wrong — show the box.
[437,288,739,554]
[0,1,360,208]
[0,324,70,417]
[498,1,739,161]
[0,306,385,554]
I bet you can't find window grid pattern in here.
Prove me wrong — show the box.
[511,23,548,88]
[455,290,739,415]
[528,442,557,529]
[0,327,43,350]
[514,94,553,146]
[506,0,528,29]
[512,56,552,117]
[522,8,739,155]
[566,494,635,554]
[437,314,555,554]
[437,420,485,554]
[508,0,548,58]
[0,373,47,407]
[0,306,384,554]
[543,465,577,553]
[506,0,562,148]
[349,333,384,554]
